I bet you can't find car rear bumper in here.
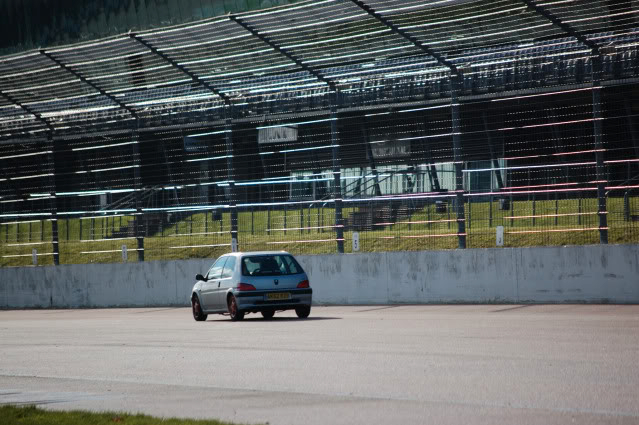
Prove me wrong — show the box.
[234,288,312,312]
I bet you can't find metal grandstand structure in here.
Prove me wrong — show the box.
[1,0,638,266]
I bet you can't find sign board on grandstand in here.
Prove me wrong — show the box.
[369,139,411,159]
[184,136,207,152]
[258,126,298,144]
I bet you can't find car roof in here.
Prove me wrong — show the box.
[223,251,291,257]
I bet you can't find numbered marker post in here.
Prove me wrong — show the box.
[32,249,38,266]
[496,226,504,247]
[352,232,360,252]
[121,245,128,262]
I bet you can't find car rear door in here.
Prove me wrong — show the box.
[201,256,227,310]
[215,256,237,309]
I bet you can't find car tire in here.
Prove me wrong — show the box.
[228,295,244,321]
[261,310,275,320]
[192,295,208,322]
[295,305,311,319]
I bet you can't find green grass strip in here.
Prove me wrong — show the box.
[0,405,251,425]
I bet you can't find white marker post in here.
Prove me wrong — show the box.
[121,245,128,262]
[231,237,238,253]
[352,232,360,252]
[496,226,504,247]
[32,249,38,266]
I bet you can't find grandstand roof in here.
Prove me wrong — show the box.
[0,0,637,140]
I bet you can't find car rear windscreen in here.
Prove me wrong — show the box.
[241,255,304,276]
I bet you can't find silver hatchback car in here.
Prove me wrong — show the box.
[191,251,312,321]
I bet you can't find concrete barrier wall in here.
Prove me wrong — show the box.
[1,245,638,308]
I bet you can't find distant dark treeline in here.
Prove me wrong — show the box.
[0,0,299,55]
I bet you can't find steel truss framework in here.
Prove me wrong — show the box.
[1,0,638,264]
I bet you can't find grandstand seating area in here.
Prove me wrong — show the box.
[1,0,638,266]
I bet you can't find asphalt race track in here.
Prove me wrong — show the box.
[1,305,638,425]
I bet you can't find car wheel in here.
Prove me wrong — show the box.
[228,295,244,321]
[295,305,311,319]
[192,295,208,322]
[261,310,275,319]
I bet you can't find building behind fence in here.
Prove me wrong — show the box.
[1,0,639,267]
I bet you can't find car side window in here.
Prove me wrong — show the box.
[206,257,227,280]
[221,256,236,279]
[282,255,302,274]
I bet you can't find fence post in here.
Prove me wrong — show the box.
[624,191,630,221]
[578,196,583,225]
[592,56,608,244]
[510,195,514,227]
[224,112,239,251]
[554,192,559,226]
[489,195,493,227]
[46,134,59,265]
[452,74,466,248]
[331,102,344,253]
[132,129,144,262]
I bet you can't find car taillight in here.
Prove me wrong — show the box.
[237,283,256,291]
[297,279,310,288]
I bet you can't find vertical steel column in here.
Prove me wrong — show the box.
[421,121,442,192]
[225,109,238,251]
[482,112,504,189]
[592,57,608,244]
[519,0,607,243]
[331,97,344,253]
[47,134,60,265]
[132,130,144,261]
[362,123,383,197]
[452,75,466,249]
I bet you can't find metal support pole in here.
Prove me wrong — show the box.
[422,120,442,192]
[331,103,344,253]
[489,195,493,227]
[482,112,504,189]
[225,114,239,251]
[362,123,383,197]
[623,100,639,164]
[520,0,608,242]
[46,134,60,265]
[452,75,466,249]
[132,130,144,261]
[593,57,608,244]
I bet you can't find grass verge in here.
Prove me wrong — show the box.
[1,196,638,267]
[0,405,247,425]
